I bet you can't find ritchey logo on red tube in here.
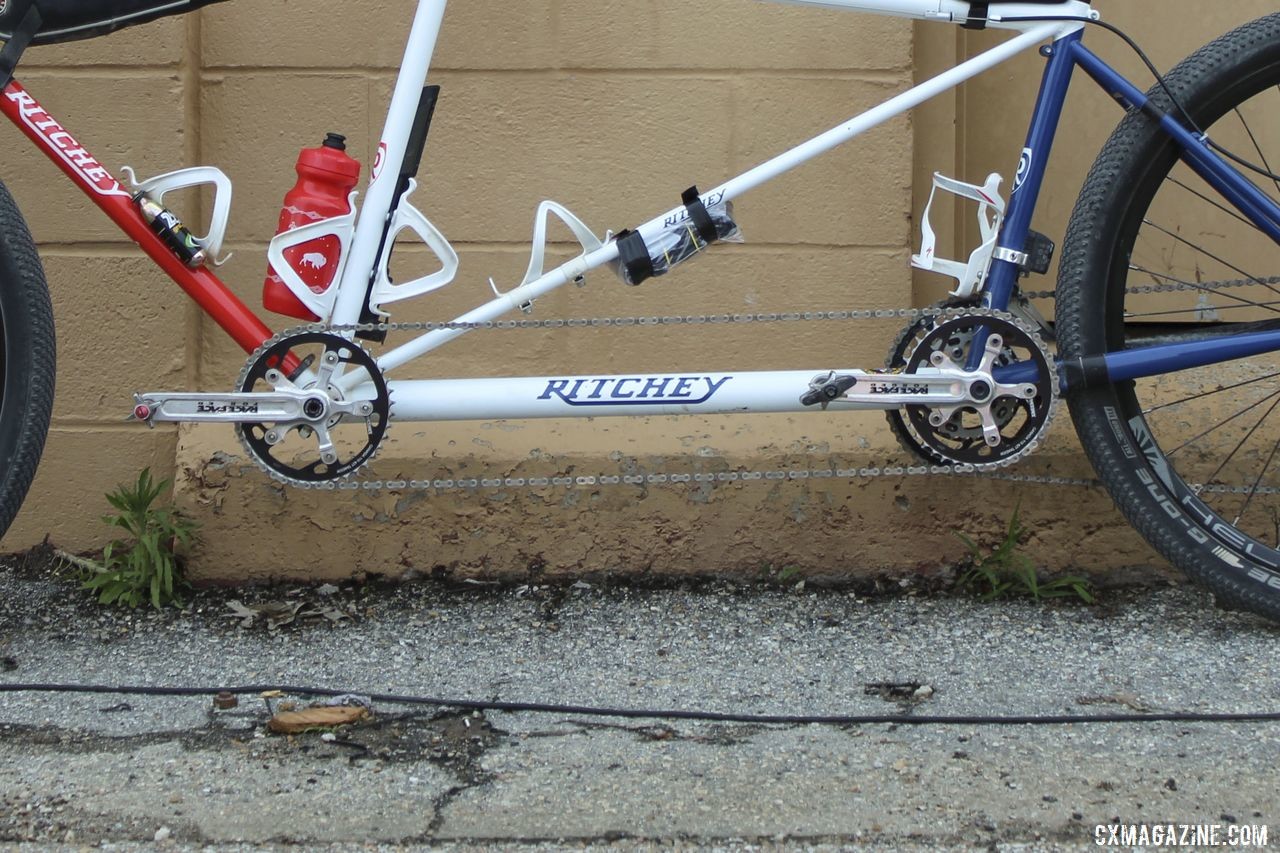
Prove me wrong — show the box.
[4,84,129,197]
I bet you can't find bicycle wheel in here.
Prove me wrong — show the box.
[0,178,55,544]
[1057,13,1280,619]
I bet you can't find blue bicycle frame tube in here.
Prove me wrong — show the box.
[987,37,1280,391]
[966,31,1081,371]
[984,31,1083,313]
[997,326,1280,388]
[1070,42,1280,241]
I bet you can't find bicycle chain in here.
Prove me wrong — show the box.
[248,275,1276,495]
[280,273,1278,338]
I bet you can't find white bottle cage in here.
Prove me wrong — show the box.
[265,190,359,322]
[490,200,606,296]
[121,165,234,265]
[911,172,1006,300]
[368,178,460,311]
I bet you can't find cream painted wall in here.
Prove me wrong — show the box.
[1,2,1271,577]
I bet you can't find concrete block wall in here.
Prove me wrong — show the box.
[2,1,1268,582]
[2,1,917,555]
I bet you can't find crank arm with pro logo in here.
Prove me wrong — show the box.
[131,390,373,427]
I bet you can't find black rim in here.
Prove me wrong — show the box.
[1107,62,1280,561]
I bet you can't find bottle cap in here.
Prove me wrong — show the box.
[297,134,362,183]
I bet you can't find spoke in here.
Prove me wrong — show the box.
[1201,393,1280,489]
[1169,173,1263,232]
[1129,264,1280,316]
[1123,301,1280,320]
[1234,107,1280,197]
[1164,386,1280,458]
[1143,219,1280,301]
[1233,433,1280,529]
[1144,369,1280,415]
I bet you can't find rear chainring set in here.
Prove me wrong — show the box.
[885,306,1057,467]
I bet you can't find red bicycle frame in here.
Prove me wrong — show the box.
[1,79,274,356]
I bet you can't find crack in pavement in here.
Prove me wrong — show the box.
[423,713,505,836]
[525,718,771,746]
[0,709,511,844]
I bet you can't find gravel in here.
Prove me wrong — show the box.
[1,555,1278,847]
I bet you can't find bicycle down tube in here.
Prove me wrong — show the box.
[0,80,274,357]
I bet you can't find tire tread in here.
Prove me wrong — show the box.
[1057,13,1280,621]
[0,178,56,544]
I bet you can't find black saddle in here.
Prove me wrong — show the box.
[0,0,227,46]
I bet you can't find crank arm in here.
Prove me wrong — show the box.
[132,391,375,427]
[804,369,973,410]
[133,391,310,425]
[806,332,1042,412]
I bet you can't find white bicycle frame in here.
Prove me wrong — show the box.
[318,0,1092,421]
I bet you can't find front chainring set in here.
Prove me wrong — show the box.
[235,331,391,487]
[135,304,1061,490]
[885,307,1057,467]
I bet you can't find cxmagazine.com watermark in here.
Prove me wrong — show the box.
[1096,824,1269,847]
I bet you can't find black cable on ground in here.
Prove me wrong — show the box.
[1,682,1279,727]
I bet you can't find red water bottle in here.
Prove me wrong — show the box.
[263,133,363,320]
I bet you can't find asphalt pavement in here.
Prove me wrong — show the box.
[1,553,1278,850]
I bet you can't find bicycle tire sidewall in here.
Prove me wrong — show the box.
[1056,14,1280,618]
[0,179,55,545]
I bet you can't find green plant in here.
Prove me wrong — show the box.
[775,565,803,584]
[77,469,198,609]
[955,505,1094,604]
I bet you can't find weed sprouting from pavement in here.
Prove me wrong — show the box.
[955,504,1094,604]
[71,469,198,609]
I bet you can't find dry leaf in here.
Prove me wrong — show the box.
[1076,692,1152,712]
[267,706,370,734]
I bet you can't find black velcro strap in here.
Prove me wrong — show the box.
[615,229,655,287]
[0,2,42,90]
[963,1,990,30]
[681,186,719,245]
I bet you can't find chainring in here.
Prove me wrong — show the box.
[886,309,1058,467]
[885,301,978,465]
[236,330,391,487]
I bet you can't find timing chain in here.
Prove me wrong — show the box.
[301,274,1274,337]
[267,274,1272,495]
